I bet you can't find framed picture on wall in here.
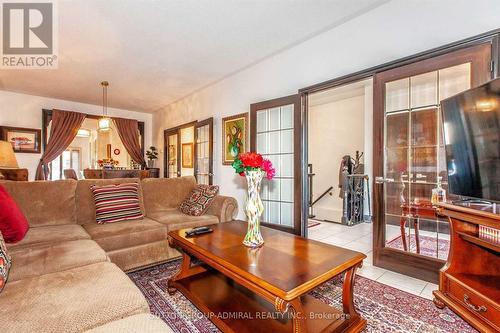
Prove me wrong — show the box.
[0,126,41,153]
[181,143,194,168]
[222,112,248,165]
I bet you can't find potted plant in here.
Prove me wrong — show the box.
[146,146,159,168]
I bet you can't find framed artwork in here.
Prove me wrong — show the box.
[181,143,194,168]
[0,126,41,153]
[222,112,248,165]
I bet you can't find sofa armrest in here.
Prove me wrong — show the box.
[206,195,238,222]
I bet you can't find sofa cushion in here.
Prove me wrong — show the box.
[91,183,144,224]
[148,209,219,232]
[0,262,150,333]
[82,217,167,252]
[85,314,173,333]
[6,224,90,251]
[141,177,196,215]
[107,240,173,272]
[0,232,12,293]
[179,184,219,216]
[76,179,146,225]
[0,180,77,226]
[8,239,108,282]
[0,184,29,243]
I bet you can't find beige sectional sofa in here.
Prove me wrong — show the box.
[0,176,238,333]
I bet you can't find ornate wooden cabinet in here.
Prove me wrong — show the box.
[433,203,499,333]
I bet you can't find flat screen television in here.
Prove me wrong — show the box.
[441,77,500,202]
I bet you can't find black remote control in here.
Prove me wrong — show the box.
[185,226,213,237]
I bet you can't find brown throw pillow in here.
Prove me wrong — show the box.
[179,185,219,216]
[0,232,12,293]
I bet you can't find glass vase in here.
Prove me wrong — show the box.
[243,170,265,247]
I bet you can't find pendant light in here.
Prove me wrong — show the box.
[98,81,111,131]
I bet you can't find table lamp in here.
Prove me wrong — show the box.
[0,140,19,168]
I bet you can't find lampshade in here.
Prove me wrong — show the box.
[98,117,111,131]
[0,141,19,168]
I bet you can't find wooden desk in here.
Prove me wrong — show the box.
[400,201,437,254]
[433,203,500,333]
[168,221,366,333]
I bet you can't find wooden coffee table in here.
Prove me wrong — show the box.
[167,221,366,333]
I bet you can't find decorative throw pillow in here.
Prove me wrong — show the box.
[0,184,29,243]
[179,185,219,216]
[0,232,12,293]
[90,183,144,224]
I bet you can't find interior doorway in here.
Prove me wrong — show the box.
[307,78,373,227]
[164,118,214,184]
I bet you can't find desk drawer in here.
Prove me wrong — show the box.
[446,277,500,330]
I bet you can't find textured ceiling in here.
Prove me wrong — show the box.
[0,0,386,112]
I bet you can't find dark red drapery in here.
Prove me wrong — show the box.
[112,117,145,167]
[36,110,86,180]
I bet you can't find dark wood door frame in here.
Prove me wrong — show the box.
[163,120,198,178]
[250,94,303,236]
[194,117,214,184]
[42,109,145,161]
[298,30,498,284]
[372,43,492,283]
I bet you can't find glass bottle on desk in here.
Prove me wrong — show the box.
[431,177,446,205]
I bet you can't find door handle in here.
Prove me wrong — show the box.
[375,177,395,184]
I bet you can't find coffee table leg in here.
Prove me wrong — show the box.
[168,252,207,295]
[342,264,366,331]
[275,297,308,333]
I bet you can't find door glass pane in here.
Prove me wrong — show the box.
[62,150,71,171]
[384,61,471,260]
[439,63,471,100]
[385,78,409,112]
[256,104,295,227]
[386,112,408,148]
[411,108,437,147]
[412,147,437,184]
[167,134,178,178]
[71,150,81,176]
[195,124,210,184]
[410,71,438,108]
[50,157,61,180]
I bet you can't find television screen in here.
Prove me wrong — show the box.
[441,78,500,202]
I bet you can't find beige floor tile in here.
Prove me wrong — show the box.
[376,271,427,294]
[420,283,438,300]
[357,265,386,280]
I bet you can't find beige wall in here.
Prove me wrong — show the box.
[151,1,500,219]
[0,90,152,180]
[309,95,365,222]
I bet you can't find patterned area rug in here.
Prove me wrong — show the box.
[386,234,450,260]
[128,259,476,333]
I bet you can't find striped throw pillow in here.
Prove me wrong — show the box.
[91,183,144,224]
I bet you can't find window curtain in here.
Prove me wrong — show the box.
[36,110,86,180]
[112,117,146,167]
